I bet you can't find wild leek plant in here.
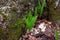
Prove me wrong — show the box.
[25,11,37,30]
[38,0,46,16]
[25,0,45,31]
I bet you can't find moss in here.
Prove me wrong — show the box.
[7,18,24,40]
[0,27,4,40]
[47,0,60,23]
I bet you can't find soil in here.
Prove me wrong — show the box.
[20,19,60,40]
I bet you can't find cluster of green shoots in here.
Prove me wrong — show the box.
[25,0,59,40]
[25,0,46,31]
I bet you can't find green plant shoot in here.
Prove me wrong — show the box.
[55,30,59,40]
[25,11,37,30]
[38,0,46,16]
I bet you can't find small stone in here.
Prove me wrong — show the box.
[38,22,46,32]
[42,35,48,40]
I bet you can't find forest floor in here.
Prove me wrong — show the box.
[20,19,60,40]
